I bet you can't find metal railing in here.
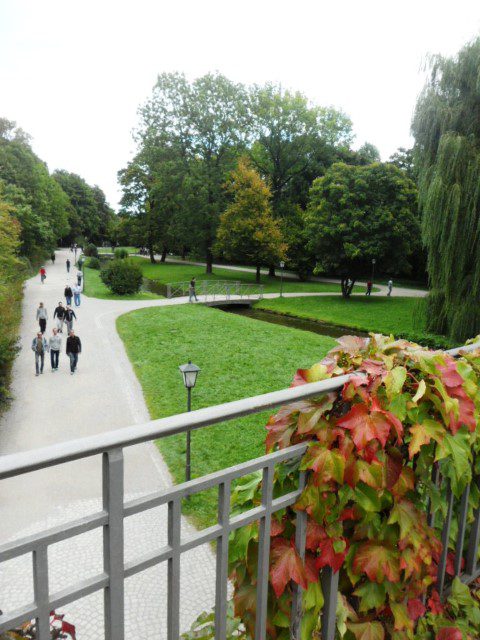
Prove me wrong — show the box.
[166,281,264,301]
[1,342,480,639]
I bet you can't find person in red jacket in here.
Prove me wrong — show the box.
[39,266,46,284]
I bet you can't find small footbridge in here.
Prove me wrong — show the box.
[166,280,265,306]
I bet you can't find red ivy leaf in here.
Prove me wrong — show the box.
[314,536,347,573]
[436,628,462,640]
[305,520,325,551]
[331,335,370,357]
[407,598,426,621]
[269,537,307,598]
[337,403,391,450]
[428,590,444,615]
[353,542,401,583]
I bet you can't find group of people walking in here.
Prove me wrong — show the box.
[32,254,83,376]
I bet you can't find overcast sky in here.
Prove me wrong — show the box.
[1,0,480,210]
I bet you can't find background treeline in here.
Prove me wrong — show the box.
[116,73,423,284]
[0,117,114,404]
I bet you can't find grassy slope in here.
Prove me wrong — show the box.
[82,267,161,301]
[117,304,335,527]
[256,296,452,347]
[130,257,368,294]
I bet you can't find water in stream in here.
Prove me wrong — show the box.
[218,305,368,339]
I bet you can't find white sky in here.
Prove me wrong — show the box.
[1,0,480,210]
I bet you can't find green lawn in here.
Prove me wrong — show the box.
[82,267,161,301]
[97,246,137,254]
[117,304,335,527]
[130,257,367,294]
[256,296,453,348]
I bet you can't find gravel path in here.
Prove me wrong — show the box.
[0,250,426,638]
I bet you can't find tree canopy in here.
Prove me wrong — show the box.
[306,162,420,296]
[412,37,480,341]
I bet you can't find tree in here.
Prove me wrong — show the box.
[215,158,286,283]
[412,38,480,340]
[388,147,415,180]
[356,142,381,164]
[306,162,419,296]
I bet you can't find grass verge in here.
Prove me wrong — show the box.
[256,296,454,349]
[117,304,335,527]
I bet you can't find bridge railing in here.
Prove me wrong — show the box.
[166,280,264,300]
[1,341,480,640]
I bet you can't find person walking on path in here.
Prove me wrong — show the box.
[53,302,66,332]
[366,281,372,296]
[66,330,81,375]
[48,328,62,371]
[189,277,198,302]
[64,284,73,306]
[387,279,393,297]
[31,332,48,376]
[66,258,71,273]
[73,283,81,307]
[51,252,55,264]
[36,302,48,333]
[64,306,77,333]
[76,270,83,287]
[39,266,46,284]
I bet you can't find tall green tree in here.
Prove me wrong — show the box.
[306,162,419,296]
[412,38,480,340]
[215,158,286,282]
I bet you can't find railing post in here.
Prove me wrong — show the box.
[466,474,480,575]
[255,464,274,639]
[167,498,181,639]
[321,567,339,640]
[167,284,171,298]
[437,483,454,596]
[215,480,231,639]
[32,545,50,640]
[290,471,307,640]
[103,448,125,640]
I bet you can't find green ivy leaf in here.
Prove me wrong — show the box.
[385,366,407,399]
[353,581,386,612]
[354,482,382,512]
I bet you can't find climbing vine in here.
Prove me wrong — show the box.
[227,334,480,640]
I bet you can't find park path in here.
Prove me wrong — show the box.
[0,249,427,638]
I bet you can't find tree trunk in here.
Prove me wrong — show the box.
[341,276,356,298]
[160,246,167,262]
[206,248,213,274]
[269,265,275,277]
[256,265,261,284]
[148,244,156,264]
[181,246,187,261]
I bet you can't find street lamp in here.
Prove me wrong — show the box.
[279,260,285,298]
[179,360,201,482]
[371,259,376,284]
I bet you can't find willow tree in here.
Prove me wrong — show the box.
[412,38,480,340]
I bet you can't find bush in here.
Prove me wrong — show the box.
[86,257,101,270]
[100,259,142,294]
[83,243,98,258]
[114,247,129,259]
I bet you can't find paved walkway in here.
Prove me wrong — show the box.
[0,250,427,638]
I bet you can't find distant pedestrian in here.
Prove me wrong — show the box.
[48,328,62,371]
[366,281,372,296]
[76,270,83,287]
[31,332,48,376]
[51,252,55,264]
[64,284,73,306]
[36,302,48,333]
[189,277,198,302]
[64,306,77,333]
[53,302,66,332]
[66,259,71,273]
[387,279,393,297]
[66,330,82,375]
[73,283,81,307]
[39,266,46,284]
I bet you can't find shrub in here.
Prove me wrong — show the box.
[229,333,480,639]
[86,256,101,270]
[114,247,129,259]
[83,243,98,258]
[100,259,142,295]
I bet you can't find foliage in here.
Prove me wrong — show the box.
[83,267,158,300]
[306,162,420,296]
[412,37,480,342]
[114,247,129,259]
[0,611,76,639]
[85,256,100,269]
[180,602,246,639]
[83,243,98,258]
[229,334,480,639]
[215,158,286,282]
[100,259,142,294]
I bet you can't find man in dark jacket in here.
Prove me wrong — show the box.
[64,284,73,306]
[64,306,77,333]
[66,330,82,374]
[53,302,66,332]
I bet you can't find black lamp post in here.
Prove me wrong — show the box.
[279,261,285,298]
[179,360,201,482]
[371,258,376,284]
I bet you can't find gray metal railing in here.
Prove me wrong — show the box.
[166,280,264,301]
[1,342,480,639]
